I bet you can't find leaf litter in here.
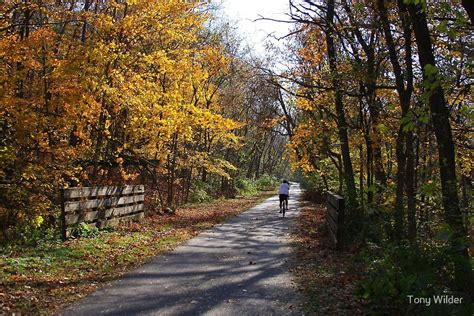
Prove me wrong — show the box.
[0,193,274,315]
[290,200,366,315]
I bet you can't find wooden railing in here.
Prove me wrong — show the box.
[60,185,145,239]
[326,191,345,250]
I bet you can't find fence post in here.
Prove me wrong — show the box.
[60,188,66,240]
[326,191,345,250]
[336,197,344,250]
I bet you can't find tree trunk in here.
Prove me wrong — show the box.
[167,135,178,207]
[378,0,415,241]
[342,1,387,189]
[359,144,364,203]
[393,128,406,240]
[326,0,358,212]
[461,0,474,23]
[364,132,373,204]
[201,167,207,182]
[405,132,416,241]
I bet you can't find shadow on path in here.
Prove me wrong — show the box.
[59,185,303,316]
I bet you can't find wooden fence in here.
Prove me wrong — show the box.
[60,185,145,239]
[326,191,345,250]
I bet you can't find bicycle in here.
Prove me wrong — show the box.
[278,180,290,218]
[279,195,288,218]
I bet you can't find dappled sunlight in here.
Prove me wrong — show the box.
[59,186,303,315]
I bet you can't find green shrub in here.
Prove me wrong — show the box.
[255,174,278,191]
[8,214,61,246]
[70,222,99,238]
[236,178,257,196]
[356,241,472,314]
[300,173,329,203]
[190,180,213,203]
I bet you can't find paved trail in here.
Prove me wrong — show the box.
[60,185,302,316]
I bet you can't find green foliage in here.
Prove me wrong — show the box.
[356,242,472,314]
[300,170,338,203]
[188,175,276,203]
[2,255,54,276]
[235,178,257,196]
[420,181,438,198]
[70,222,99,239]
[424,64,439,78]
[421,64,442,100]
[362,208,393,243]
[300,173,321,191]
[190,180,214,203]
[401,111,415,132]
[4,214,61,247]
[255,174,278,191]
[403,0,428,13]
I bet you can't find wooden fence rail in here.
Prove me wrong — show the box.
[60,185,145,239]
[326,191,344,250]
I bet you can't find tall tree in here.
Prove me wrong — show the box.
[325,0,358,213]
[377,0,416,240]
[406,1,473,295]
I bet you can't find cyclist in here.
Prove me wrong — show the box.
[278,180,290,217]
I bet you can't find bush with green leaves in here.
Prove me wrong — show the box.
[300,172,332,203]
[5,214,61,246]
[190,180,213,203]
[70,222,99,238]
[356,241,472,314]
[235,178,257,196]
[255,174,279,191]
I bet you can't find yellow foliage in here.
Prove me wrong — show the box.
[0,0,242,230]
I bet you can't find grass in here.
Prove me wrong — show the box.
[0,191,275,315]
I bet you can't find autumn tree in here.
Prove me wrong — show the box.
[277,0,473,306]
[0,1,242,239]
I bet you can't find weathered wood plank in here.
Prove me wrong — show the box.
[106,203,144,218]
[65,204,144,225]
[327,215,338,236]
[97,212,145,229]
[327,204,339,224]
[336,206,344,250]
[60,189,67,240]
[61,185,146,239]
[64,194,145,212]
[63,185,144,199]
[327,191,344,210]
[65,210,99,225]
[326,191,345,250]
[327,224,338,244]
[65,212,144,236]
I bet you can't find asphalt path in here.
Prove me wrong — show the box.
[60,184,302,316]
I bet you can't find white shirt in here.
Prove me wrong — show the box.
[278,183,289,195]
